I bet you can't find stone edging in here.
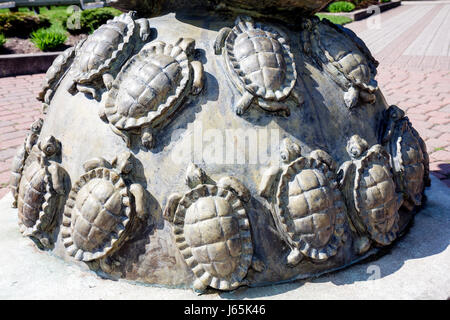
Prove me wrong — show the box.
[0,51,61,77]
[319,0,402,21]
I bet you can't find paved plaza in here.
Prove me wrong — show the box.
[0,2,449,199]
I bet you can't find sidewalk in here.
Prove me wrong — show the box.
[0,2,449,199]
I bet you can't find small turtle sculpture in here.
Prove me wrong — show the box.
[259,138,347,266]
[16,136,69,248]
[10,118,44,208]
[339,135,402,254]
[381,105,429,210]
[62,151,148,262]
[68,11,152,99]
[37,44,81,113]
[100,37,204,149]
[164,164,263,293]
[301,17,378,109]
[214,15,302,116]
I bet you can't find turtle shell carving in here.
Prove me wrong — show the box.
[276,156,347,261]
[381,105,429,210]
[171,184,253,291]
[215,16,301,116]
[62,167,132,261]
[102,38,204,149]
[16,136,68,248]
[69,12,152,99]
[301,17,378,109]
[340,136,402,247]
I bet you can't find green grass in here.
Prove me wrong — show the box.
[315,13,353,25]
[38,6,71,34]
[0,33,6,47]
[434,147,446,152]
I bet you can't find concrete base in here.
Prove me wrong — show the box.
[0,175,449,300]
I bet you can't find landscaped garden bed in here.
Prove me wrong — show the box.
[0,5,121,76]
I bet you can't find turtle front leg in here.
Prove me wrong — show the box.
[110,125,131,148]
[235,92,254,116]
[360,90,376,105]
[77,83,99,100]
[141,126,155,149]
[286,247,303,267]
[193,279,208,295]
[214,27,232,55]
[344,86,359,109]
[129,183,149,221]
[190,61,204,95]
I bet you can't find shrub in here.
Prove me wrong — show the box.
[327,1,356,13]
[64,7,122,34]
[0,12,50,37]
[0,33,6,47]
[30,28,67,51]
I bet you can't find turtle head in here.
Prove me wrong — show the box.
[346,135,369,160]
[280,138,302,164]
[185,163,207,189]
[385,105,405,122]
[112,151,134,175]
[31,118,44,134]
[38,136,61,158]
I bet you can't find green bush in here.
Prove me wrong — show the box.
[0,12,50,37]
[30,28,67,51]
[327,1,356,13]
[0,33,6,47]
[64,7,122,34]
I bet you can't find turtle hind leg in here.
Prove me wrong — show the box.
[76,83,99,100]
[344,86,359,109]
[360,90,376,104]
[109,125,131,148]
[190,61,204,95]
[257,98,290,117]
[235,91,254,116]
[214,27,232,55]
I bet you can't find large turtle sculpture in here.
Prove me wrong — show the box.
[62,151,148,262]
[301,17,378,109]
[164,164,264,293]
[16,136,69,248]
[37,43,83,113]
[380,105,430,211]
[10,118,44,208]
[259,138,347,266]
[100,37,204,149]
[68,11,152,99]
[214,15,302,116]
[339,135,403,254]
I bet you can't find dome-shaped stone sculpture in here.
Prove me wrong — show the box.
[9,1,430,293]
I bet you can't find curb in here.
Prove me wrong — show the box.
[0,51,61,77]
[319,0,402,21]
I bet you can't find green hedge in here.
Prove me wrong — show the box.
[0,33,6,47]
[0,12,50,37]
[327,1,356,13]
[64,7,122,34]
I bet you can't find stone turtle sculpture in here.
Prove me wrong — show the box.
[164,164,263,293]
[68,12,152,99]
[381,105,430,211]
[339,135,402,254]
[10,118,44,208]
[301,17,378,109]
[16,136,69,248]
[101,38,204,149]
[259,138,347,266]
[62,152,148,262]
[215,16,302,116]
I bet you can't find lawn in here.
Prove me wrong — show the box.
[315,13,353,25]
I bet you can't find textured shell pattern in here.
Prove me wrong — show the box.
[310,21,375,91]
[354,145,400,245]
[389,119,425,206]
[276,156,347,260]
[172,184,253,291]
[62,167,131,261]
[224,19,297,101]
[73,13,136,83]
[17,159,53,236]
[38,46,76,102]
[10,142,27,199]
[104,41,190,130]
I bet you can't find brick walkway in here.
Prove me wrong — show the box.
[0,3,449,199]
